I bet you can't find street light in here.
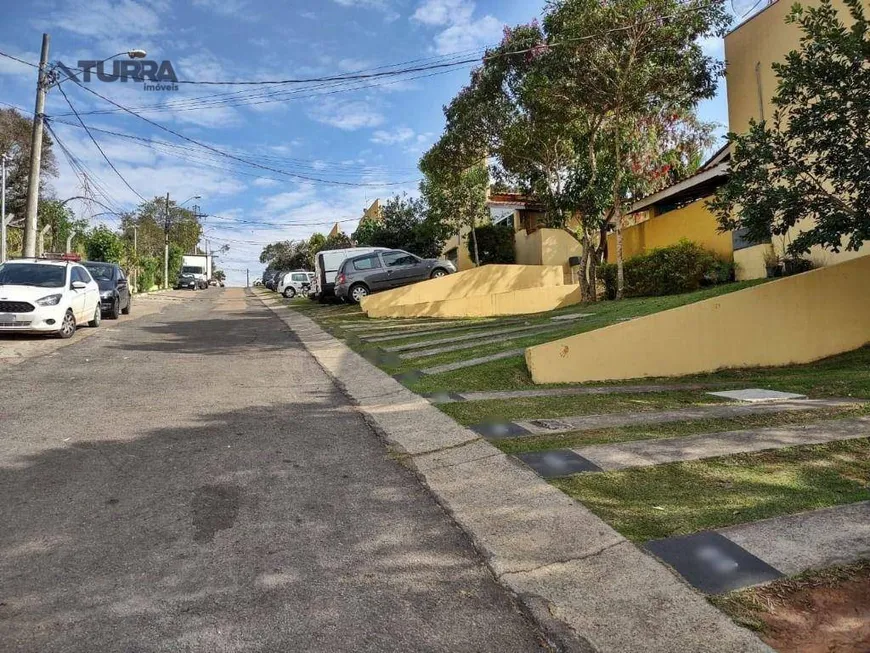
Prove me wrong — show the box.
[179,195,201,207]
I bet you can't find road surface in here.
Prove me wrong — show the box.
[0,288,545,652]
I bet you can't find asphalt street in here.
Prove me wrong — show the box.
[0,288,546,652]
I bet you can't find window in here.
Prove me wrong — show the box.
[0,263,65,288]
[118,269,126,281]
[71,267,90,285]
[382,252,418,268]
[83,263,114,281]
[292,273,308,282]
[353,255,382,271]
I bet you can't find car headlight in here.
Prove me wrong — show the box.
[101,290,113,298]
[35,294,63,306]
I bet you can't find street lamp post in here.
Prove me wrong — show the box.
[22,44,146,257]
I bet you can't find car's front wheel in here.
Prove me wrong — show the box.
[57,309,76,339]
[349,283,369,304]
[109,298,121,319]
[122,296,131,315]
[88,304,102,327]
[430,268,449,279]
[283,287,296,299]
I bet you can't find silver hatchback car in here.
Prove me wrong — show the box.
[335,250,456,303]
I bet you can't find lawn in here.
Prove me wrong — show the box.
[553,438,870,542]
[439,390,729,425]
[492,405,869,454]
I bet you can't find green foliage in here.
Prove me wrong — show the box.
[37,199,88,253]
[259,240,311,270]
[84,226,124,262]
[322,231,353,250]
[0,108,58,223]
[468,223,515,264]
[137,256,160,292]
[213,269,226,282]
[119,196,202,259]
[352,194,450,258]
[710,0,869,256]
[599,241,732,299]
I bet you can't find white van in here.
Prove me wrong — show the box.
[313,247,387,302]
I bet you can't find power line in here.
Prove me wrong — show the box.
[53,83,147,202]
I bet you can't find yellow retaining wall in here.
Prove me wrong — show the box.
[360,264,578,319]
[525,254,870,384]
[606,197,733,263]
[734,243,774,281]
[364,285,583,319]
[442,228,477,272]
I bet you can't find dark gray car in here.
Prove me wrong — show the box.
[334,250,456,303]
[83,261,131,319]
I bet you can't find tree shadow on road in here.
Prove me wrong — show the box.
[0,400,545,653]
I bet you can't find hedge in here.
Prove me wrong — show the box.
[600,240,734,299]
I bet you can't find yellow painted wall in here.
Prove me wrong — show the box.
[442,227,477,272]
[363,284,583,319]
[725,0,870,270]
[525,254,870,384]
[360,263,564,313]
[734,243,774,281]
[605,197,733,263]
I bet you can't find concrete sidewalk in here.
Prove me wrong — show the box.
[259,293,771,653]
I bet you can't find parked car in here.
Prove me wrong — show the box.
[175,271,200,290]
[263,269,283,291]
[313,247,388,302]
[277,270,313,298]
[0,256,102,338]
[83,261,131,319]
[335,250,456,303]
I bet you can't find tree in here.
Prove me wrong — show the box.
[352,194,450,258]
[470,223,515,264]
[0,108,57,226]
[259,240,311,270]
[37,199,88,253]
[213,269,226,282]
[307,233,327,268]
[119,196,202,259]
[322,231,353,250]
[84,226,124,262]
[710,0,869,256]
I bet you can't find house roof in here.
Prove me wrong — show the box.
[628,144,731,214]
[486,192,545,211]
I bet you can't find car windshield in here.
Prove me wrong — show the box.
[0,263,66,288]
[84,263,114,281]
[182,266,204,274]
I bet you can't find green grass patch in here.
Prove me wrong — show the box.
[553,438,870,542]
[440,390,727,426]
[493,405,869,454]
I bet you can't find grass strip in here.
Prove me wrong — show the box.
[439,390,729,426]
[492,405,869,454]
[553,438,870,542]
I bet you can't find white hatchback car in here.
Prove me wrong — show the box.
[0,258,102,338]
[277,270,313,299]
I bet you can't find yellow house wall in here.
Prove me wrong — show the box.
[442,228,476,272]
[525,254,870,384]
[725,0,870,270]
[734,243,774,281]
[360,263,565,316]
[605,197,733,263]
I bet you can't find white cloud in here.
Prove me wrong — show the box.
[337,58,373,72]
[371,127,415,145]
[308,98,385,131]
[332,0,399,21]
[412,0,503,56]
[36,0,169,40]
[253,178,280,188]
[412,0,473,26]
[192,0,253,18]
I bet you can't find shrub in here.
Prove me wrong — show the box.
[600,240,732,299]
[783,256,815,276]
[137,256,160,292]
[468,223,515,265]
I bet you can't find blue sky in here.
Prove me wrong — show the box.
[0,0,749,285]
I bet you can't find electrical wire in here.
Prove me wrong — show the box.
[53,83,147,202]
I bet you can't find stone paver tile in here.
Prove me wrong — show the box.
[470,421,533,439]
[643,532,784,595]
[515,450,602,478]
[362,320,515,342]
[502,542,772,653]
[385,323,550,353]
[719,501,870,575]
[707,388,808,402]
[515,399,856,436]
[575,415,870,471]
[550,313,594,322]
[421,349,526,376]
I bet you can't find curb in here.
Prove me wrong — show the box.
[256,293,772,653]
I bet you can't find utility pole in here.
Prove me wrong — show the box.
[23,34,51,258]
[132,226,138,292]
[246,269,250,288]
[1,152,7,263]
[163,192,170,289]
